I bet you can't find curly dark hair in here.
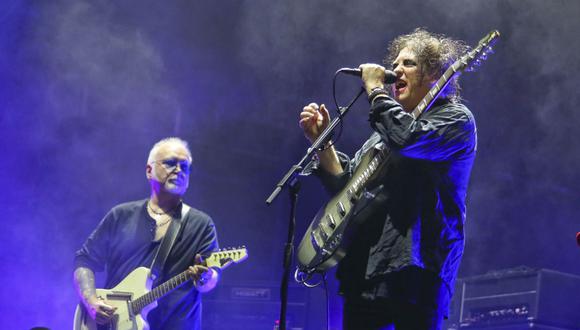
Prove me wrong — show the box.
[384,28,469,102]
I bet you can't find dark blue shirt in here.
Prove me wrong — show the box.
[74,199,219,329]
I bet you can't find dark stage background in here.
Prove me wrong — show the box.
[1,1,579,329]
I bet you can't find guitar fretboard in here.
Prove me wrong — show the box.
[131,270,190,314]
[411,64,459,119]
[348,147,390,198]
[129,248,247,314]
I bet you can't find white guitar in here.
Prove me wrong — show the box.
[73,247,248,330]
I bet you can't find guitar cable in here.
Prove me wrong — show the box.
[322,272,330,330]
[294,269,331,330]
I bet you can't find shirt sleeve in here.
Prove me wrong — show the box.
[74,210,114,272]
[197,218,219,258]
[301,150,353,195]
[369,97,476,161]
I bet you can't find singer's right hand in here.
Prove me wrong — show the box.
[299,103,330,143]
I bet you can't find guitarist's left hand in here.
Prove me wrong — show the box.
[188,254,219,293]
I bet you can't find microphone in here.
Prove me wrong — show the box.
[576,232,580,247]
[339,67,397,84]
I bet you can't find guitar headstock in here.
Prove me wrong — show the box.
[456,30,500,73]
[410,30,500,119]
[206,246,248,270]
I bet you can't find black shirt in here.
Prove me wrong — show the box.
[74,199,219,329]
[308,98,476,314]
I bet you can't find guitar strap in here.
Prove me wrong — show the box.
[149,203,191,282]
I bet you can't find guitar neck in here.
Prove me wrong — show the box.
[129,248,248,314]
[349,147,389,197]
[131,269,190,314]
[410,30,500,119]
[410,65,458,119]
[349,68,457,208]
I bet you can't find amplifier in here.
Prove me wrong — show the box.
[457,267,580,330]
[203,280,326,330]
[459,322,577,330]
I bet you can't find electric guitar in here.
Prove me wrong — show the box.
[73,247,248,330]
[296,30,500,274]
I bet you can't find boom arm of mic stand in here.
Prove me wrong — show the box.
[265,87,365,205]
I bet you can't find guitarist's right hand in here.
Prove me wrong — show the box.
[299,103,330,143]
[86,295,117,325]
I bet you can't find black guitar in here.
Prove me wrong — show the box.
[296,30,500,274]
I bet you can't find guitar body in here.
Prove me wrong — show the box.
[297,145,389,273]
[73,267,155,330]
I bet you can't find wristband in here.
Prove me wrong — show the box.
[367,87,389,104]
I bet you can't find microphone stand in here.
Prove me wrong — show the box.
[265,87,365,330]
